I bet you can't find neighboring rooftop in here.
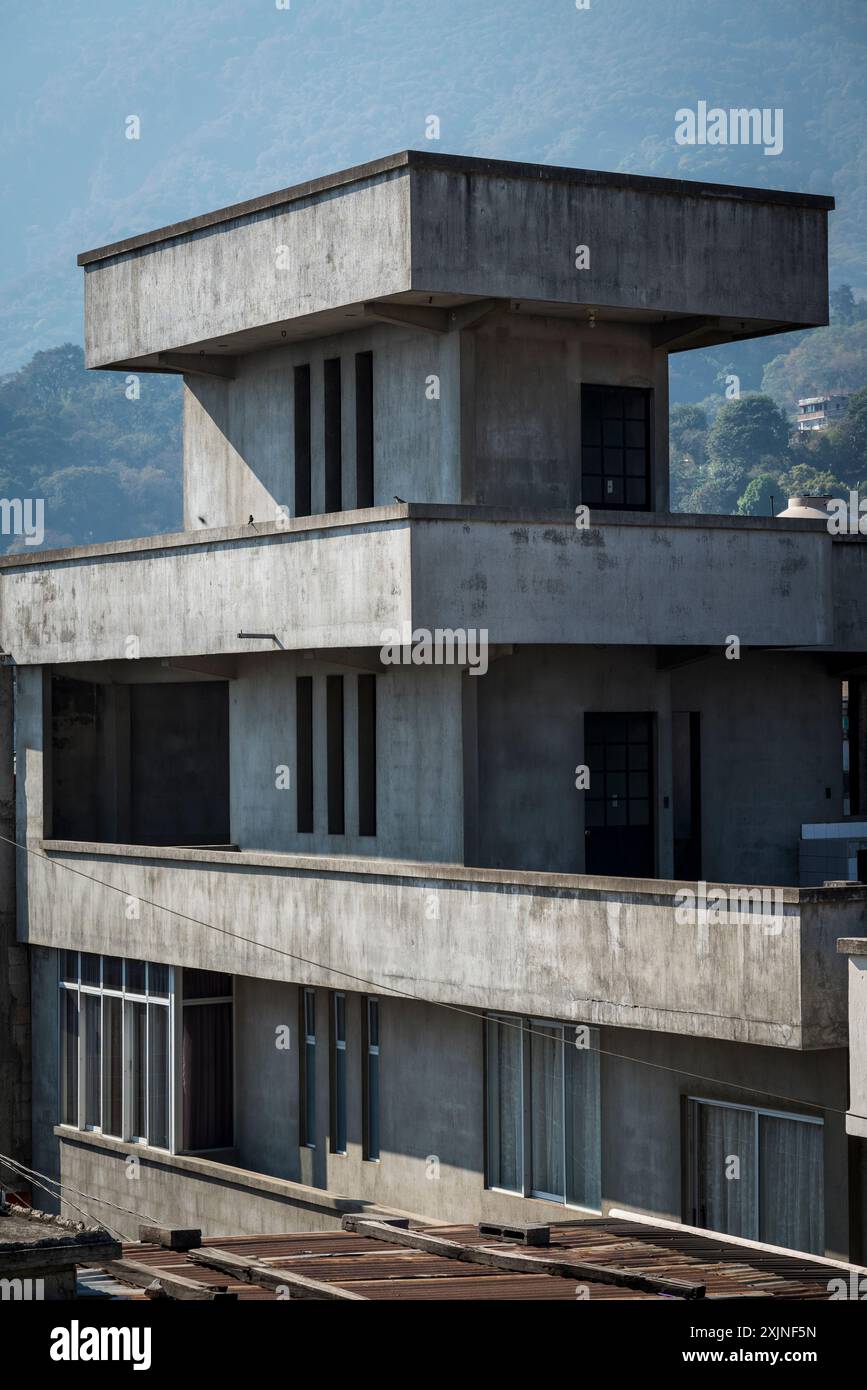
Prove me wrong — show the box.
[85,1215,859,1302]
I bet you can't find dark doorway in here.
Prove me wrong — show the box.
[584,713,655,877]
[581,385,652,510]
[673,711,702,880]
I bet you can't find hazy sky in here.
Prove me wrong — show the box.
[1,0,865,372]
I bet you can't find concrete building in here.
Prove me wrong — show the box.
[795,393,850,432]
[2,151,866,1259]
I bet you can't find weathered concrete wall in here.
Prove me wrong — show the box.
[29,961,857,1257]
[2,511,847,666]
[843,950,867,1138]
[83,167,412,367]
[20,833,855,1047]
[229,654,463,863]
[410,513,834,647]
[79,154,831,369]
[184,322,461,530]
[467,317,669,512]
[409,161,830,325]
[672,651,844,886]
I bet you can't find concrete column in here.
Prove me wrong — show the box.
[0,665,31,1187]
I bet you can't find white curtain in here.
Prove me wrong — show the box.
[486,1018,522,1191]
[759,1115,824,1254]
[698,1102,757,1239]
[566,1030,601,1209]
[530,1024,564,1198]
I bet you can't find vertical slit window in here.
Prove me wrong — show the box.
[363,998,380,1161]
[327,674,345,835]
[355,351,374,508]
[301,988,316,1148]
[294,364,311,518]
[324,357,342,513]
[357,673,376,837]
[60,987,79,1126]
[331,993,347,1155]
[296,675,314,834]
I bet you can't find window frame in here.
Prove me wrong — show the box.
[330,991,348,1156]
[57,953,175,1153]
[362,997,380,1162]
[686,1095,824,1246]
[301,987,317,1149]
[485,1012,601,1212]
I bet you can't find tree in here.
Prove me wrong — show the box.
[669,404,708,510]
[703,395,791,513]
[736,472,781,516]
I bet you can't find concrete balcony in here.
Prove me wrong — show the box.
[1,506,858,666]
[24,840,862,1049]
[76,151,832,372]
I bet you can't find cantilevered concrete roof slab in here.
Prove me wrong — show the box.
[77,150,834,372]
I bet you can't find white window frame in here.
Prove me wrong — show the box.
[687,1095,823,1242]
[57,952,175,1153]
[485,1013,601,1212]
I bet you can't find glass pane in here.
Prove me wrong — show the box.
[334,994,345,1043]
[603,477,623,505]
[530,1024,564,1199]
[80,952,101,988]
[697,1102,757,1240]
[129,1000,147,1138]
[149,963,170,998]
[486,1018,522,1192]
[103,956,123,990]
[126,959,147,995]
[304,1041,316,1144]
[182,967,231,1001]
[148,1004,170,1149]
[304,989,316,1038]
[61,951,78,984]
[582,476,602,505]
[334,1046,347,1154]
[367,1053,380,1160]
[759,1115,824,1255]
[83,994,101,1128]
[367,999,379,1048]
[60,990,79,1125]
[565,1029,601,1209]
[102,995,123,1137]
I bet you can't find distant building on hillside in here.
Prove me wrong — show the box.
[796,393,850,431]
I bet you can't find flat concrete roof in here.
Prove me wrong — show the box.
[77,149,835,268]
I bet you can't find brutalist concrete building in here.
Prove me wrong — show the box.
[3,152,867,1256]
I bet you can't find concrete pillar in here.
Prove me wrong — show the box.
[0,665,31,1190]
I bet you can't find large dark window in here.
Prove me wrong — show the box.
[355,351,374,508]
[324,357,342,512]
[584,713,655,877]
[581,385,651,510]
[181,969,233,1152]
[294,363,311,518]
[50,676,230,847]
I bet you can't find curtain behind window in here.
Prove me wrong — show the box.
[530,1024,564,1199]
[183,1001,233,1150]
[486,1018,522,1191]
[759,1115,824,1254]
[698,1102,757,1239]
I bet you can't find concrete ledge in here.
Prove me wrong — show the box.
[0,503,830,572]
[39,836,829,900]
[838,937,867,954]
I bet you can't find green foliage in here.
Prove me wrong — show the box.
[736,472,780,517]
[0,344,182,551]
[761,319,867,406]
